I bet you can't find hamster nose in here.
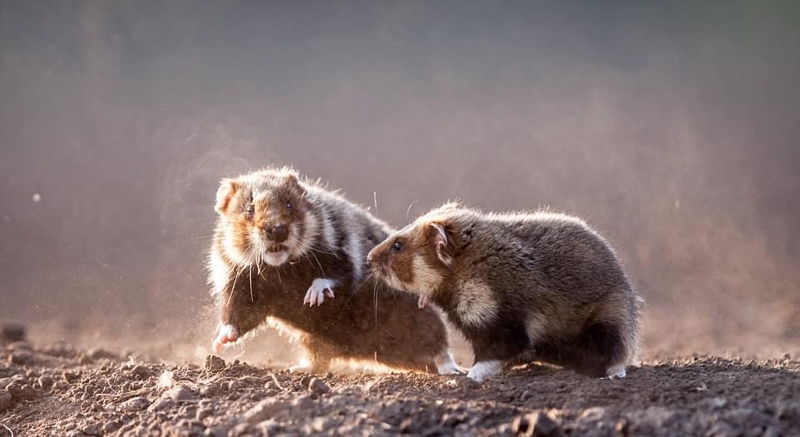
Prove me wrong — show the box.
[266,224,289,242]
[366,250,381,267]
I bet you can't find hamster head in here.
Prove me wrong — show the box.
[367,202,464,295]
[214,167,317,268]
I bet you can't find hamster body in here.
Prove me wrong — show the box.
[367,203,642,382]
[208,168,460,374]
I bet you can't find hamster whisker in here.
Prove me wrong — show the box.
[226,264,244,308]
[189,234,217,241]
[354,271,374,293]
[307,250,326,277]
[406,200,419,219]
[373,280,379,326]
[309,247,337,256]
[339,271,374,314]
[248,266,255,303]
[255,254,264,276]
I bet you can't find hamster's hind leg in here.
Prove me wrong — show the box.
[290,335,334,374]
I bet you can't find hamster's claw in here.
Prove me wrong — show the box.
[304,278,337,307]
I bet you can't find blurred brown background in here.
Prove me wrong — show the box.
[1,1,798,362]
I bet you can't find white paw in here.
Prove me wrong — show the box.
[212,324,239,353]
[435,350,466,375]
[304,278,337,306]
[606,365,627,379]
[466,360,503,383]
[418,295,430,309]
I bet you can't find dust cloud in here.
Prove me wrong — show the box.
[1,1,798,363]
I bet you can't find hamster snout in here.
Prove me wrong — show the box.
[365,248,386,272]
[265,223,289,243]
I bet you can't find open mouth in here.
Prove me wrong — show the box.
[262,244,291,267]
[266,245,287,254]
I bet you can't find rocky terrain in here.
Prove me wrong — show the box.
[2,324,799,437]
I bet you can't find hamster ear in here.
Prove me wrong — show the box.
[282,171,303,192]
[283,170,300,185]
[215,179,240,215]
[430,222,454,266]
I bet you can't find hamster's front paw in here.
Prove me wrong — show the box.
[606,364,627,379]
[212,324,239,353]
[303,278,337,306]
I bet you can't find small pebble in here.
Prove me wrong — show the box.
[308,377,330,395]
[204,355,225,371]
[37,375,54,389]
[148,397,175,412]
[197,406,214,421]
[199,383,220,397]
[6,381,36,400]
[164,385,198,402]
[82,424,101,436]
[119,396,150,412]
[63,371,81,383]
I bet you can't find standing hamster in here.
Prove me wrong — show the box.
[367,202,642,382]
[208,167,461,374]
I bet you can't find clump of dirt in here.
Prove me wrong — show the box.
[2,330,799,437]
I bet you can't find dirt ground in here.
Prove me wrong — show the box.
[2,328,800,437]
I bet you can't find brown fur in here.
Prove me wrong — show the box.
[208,167,452,373]
[368,202,643,378]
[219,257,450,372]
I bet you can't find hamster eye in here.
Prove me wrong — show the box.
[286,201,293,209]
[392,240,403,252]
[245,204,255,217]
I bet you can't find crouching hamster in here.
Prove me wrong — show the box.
[366,202,642,382]
[208,167,461,374]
